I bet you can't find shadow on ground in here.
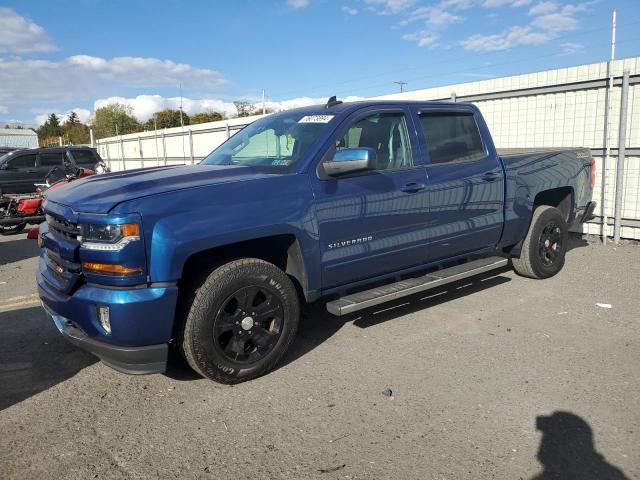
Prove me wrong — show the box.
[282,268,512,368]
[164,269,513,381]
[567,232,590,252]
[531,411,629,479]
[0,236,38,266]
[0,306,96,411]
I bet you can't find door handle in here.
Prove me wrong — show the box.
[481,172,499,182]
[400,182,426,193]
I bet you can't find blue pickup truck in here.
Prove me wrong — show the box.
[37,99,596,383]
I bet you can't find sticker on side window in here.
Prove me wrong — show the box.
[298,115,334,123]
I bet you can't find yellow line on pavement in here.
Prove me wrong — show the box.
[0,293,39,305]
[0,298,41,312]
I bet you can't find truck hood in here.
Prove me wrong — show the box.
[45,164,273,214]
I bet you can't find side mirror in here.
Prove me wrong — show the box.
[324,148,378,177]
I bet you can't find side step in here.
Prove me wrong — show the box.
[326,256,508,316]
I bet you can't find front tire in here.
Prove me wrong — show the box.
[181,258,300,384]
[512,205,568,279]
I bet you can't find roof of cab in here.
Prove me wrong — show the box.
[271,99,475,117]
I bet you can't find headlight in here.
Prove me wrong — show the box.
[81,223,140,251]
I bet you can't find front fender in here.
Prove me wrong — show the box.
[111,174,320,291]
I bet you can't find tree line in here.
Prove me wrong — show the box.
[35,101,271,144]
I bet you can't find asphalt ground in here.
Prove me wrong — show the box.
[0,232,638,479]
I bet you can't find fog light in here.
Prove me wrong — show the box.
[97,306,111,334]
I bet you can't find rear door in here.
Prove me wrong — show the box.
[37,151,66,183]
[0,153,38,193]
[311,107,430,288]
[413,106,504,262]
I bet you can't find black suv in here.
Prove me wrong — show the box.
[0,146,104,194]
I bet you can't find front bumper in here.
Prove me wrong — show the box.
[38,255,179,375]
[44,303,168,374]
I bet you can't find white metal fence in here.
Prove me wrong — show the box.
[97,57,640,240]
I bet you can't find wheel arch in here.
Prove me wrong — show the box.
[180,234,312,302]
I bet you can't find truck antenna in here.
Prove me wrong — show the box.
[326,96,342,108]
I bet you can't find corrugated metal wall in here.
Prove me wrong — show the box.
[97,57,640,239]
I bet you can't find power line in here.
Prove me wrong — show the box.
[268,17,640,100]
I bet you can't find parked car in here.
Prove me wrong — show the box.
[0,146,105,194]
[37,99,596,383]
[0,146,23,156]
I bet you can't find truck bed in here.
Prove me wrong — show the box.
[497,147,588,156]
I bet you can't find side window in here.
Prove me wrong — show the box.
[338,112,412,171]
[419,112,485,165]
[38,153,64,167]
[70,150,97,165]
[7,154,36,170]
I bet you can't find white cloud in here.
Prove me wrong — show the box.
[528,1,557,16]
[66,55,226,88]
[482,0,531,7]
[363,0,417,14]
[0,7,55,54]
[341,6,359,15]
[560,42,583,55]
[0,105,8,115]
[0,55,227,113]
[33,108,92,127]
[402,30,438,47]
[91,95,366,123]
[531,4,585,32]
[287,0,310,8]
[463,1,586,51]
[399,6,462,27]
[460,25,551,51]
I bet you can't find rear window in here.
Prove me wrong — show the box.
[70,150,97,165]
[419,112,485,164]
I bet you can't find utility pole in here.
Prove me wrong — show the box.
[179,83,184,127]
[394,81,407,93]
[603,8,617,245]
[262,89,266,115]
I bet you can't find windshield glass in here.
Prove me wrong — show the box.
[201,111,335,170]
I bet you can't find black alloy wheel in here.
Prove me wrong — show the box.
[213,285,284,363]
[538,221,563,267]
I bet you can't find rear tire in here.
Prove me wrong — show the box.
[181,258,300,384]
[512,206,568,279]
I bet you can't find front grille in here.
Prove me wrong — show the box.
[46,214,81,240]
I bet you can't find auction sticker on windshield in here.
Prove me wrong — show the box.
[298,115,334,123]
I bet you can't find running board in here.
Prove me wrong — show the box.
[326,256,508,316]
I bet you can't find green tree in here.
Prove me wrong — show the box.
[92,103,140,138]
[63,122,90,145]
[66,111,80,126]
[37,113,63,140]
[190,111,226,124]
[234,101,255,118]
[143,109,189,130]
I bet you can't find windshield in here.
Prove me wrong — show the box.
[201,111,335,171]
[0,151,16,164]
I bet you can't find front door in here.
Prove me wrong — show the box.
[311,109,429,289]
[414,107,504,262]
[0,152,38,193]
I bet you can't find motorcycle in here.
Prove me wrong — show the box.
[0,160,104,235]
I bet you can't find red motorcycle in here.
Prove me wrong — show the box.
[0,164,96,235]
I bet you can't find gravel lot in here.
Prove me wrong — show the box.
[0,232,638,479]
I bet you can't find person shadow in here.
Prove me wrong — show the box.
[531,411,629,480]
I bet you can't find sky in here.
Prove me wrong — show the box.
[0,0,638,127]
